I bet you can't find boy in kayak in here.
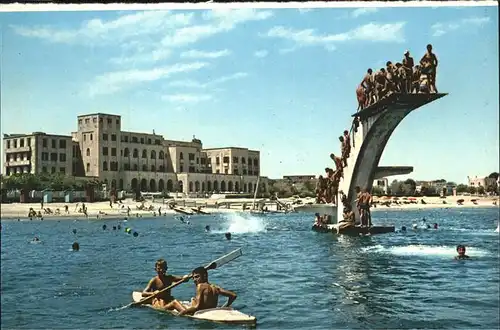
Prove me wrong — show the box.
[142,259,189,308]
[166,266,237,315]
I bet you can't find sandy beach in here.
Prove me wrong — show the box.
[1,195,498,220]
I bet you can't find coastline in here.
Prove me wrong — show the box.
[0,195,498,220]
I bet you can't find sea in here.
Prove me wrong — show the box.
[1,207,499,329]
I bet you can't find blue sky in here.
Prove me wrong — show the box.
[0,5,498,183]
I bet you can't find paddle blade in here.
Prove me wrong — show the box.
[205,248,242,270]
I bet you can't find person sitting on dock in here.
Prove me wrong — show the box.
[337,205,356,234]
[169,266,237,316]
[420,44,438,93]
[142,259,190,309]
[454,245,470,260]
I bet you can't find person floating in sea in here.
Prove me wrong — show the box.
[166,266,237,316]
[455,245,470,260]
[142,259,190,309]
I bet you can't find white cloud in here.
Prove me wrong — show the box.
[168,72,248,89]
[180,49,231,59]
[110,48,172,65]
[161,93,213,104]
[431,16,491,37]
[10,11,194,46]
[87,62,209,97]
[254,50,268,58]
[351,8,379,18]
[265,22,405,52]
[298,8,312,14]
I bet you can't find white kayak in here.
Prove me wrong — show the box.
[131,291,257,324]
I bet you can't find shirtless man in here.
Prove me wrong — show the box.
[420,44,438,93]
[315,175,327,203]
[358,188,373,227]
[337,205,355,234]
[168,266,237,316]
[343,130,351,159]
[330,170,341,205]
[142,259,189,309]
[402,50,414,93]
[329,153,343,177]
[385,61,397,93]
[325,168,335,203]
[339,136,348,167]
[374,68,388,101]
[360,68,374,106]
[395,63,407,93]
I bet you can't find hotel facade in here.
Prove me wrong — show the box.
[3,113,268,194]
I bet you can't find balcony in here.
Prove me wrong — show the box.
[6,146,31,152]
[5,159,31,166]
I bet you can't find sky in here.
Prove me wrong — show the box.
[0,4,498,184]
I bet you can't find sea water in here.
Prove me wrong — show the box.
[1,207,499,329]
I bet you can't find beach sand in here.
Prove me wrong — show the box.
[0,195,498,220]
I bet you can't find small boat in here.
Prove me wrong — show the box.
[173,207,193,215]
[191,207,211,215]
[131,292,256,325]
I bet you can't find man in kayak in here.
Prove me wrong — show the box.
[166,266,237,315]
[142,259,190,308]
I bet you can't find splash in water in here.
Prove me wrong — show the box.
[215,213,266,234]
[362,244,490,257]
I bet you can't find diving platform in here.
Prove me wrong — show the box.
[373,166,414,179]
[312,224,395,236]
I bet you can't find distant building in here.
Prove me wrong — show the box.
[468,175,497,189]
[3,113,268,194]
[373,178,389,194]
[283,175,316,184]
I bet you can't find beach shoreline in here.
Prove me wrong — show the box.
[1,195,498,221]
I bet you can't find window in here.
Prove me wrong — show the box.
[216,170,220,174]
[51,167,56,174]
[111,134,116,141]
[234,169,239,175]
[13,139,17,148]
[86,148,90,157]
[124,163,130,171]
[103,133,108,141]
[196,157,199,164]
[103,161,108,171]
[140,138,144,144]
[50,153,58,161]
[59,154,66,162]
[111,148,116,156]
[90,134,93,141]
[42,152,49,161]
[150,150,156,159]
[155,139,161,145]
[52,139,56,148]
[27,138,31,146]
[7,140,10,148]
[124,136,129,142]
[133,164,138,171]
[83,135,86,142]
[78,119,83,125]
[142,150,147,158]
[224,169,228,174]
[188,153,195,161]
[189,166,195,173]
[180,152,184,160]
[216,157,220,165]
[107,118,112,125]
[93,117,97,123]
[20,139,25,147]
[147,139,152,145]
[42,166,47,173]
[254,159,259,166]
[158,151,164,159]
[233,156,238,163]
[242,157,246,164]
[151,165,156,172]
[116,119,120,125]
[243,169,247,175]
[99,118,103,123]
[180,165,184,172]
[103,147,108,156]
[59,140,66,148]
[42,139,47,147]
[133,149,138,158]
[86,163,90,172]
[142,164,148,171]
[85,118,90,124]
[60,167,66,174]
[201,158,205,165]
[132,136,138,143]
[223,156,229,163]
[124,148,130,157]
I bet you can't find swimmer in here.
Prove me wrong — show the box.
[72,242,80,251]
[433,223,438,229]
[133,232,139,237]
[32,237,40,242]
[455,245,470,260]
[72,229,77,234]
[401,226,407,232]
[102,224,107,230]
[205,225,210,232]
[225,232,232,240]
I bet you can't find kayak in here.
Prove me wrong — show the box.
[131,292,257,324]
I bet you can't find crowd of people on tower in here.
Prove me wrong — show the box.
[356,44,439,111]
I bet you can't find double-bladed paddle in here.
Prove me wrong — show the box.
[123,248,242,309]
